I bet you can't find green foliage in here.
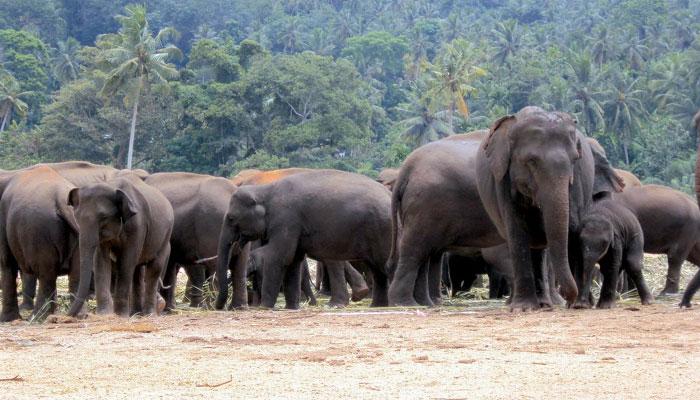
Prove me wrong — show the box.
[0,0,698,188]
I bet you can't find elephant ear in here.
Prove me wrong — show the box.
[67,188,80,207]
[590,140,625,197]
[483,115,516,181]
[235,187,258,207]
[115,189,137,220]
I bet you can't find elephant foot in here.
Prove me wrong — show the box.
[189,297,205,308]
[19,301,34,312]
[659,286,680,296]
[326,302,347,309]
[430,297,443,306]
[351,286,370,302]
[284,303,300,310]
[679,300,692,308]
[572,298,592,310]
[509,295,541,312]
[549,290,566,306]
[0,310,21,322]
[596,300,615,309]
[389,298,419,307]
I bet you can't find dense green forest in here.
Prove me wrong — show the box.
[0,0,699,189]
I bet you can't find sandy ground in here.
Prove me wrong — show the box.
[0,301,699,399]
[0,256,699,399]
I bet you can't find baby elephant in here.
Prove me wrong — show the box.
[577,197,653,309]
[67,172,174,317]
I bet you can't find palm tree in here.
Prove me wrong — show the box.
[588,27,614,66]
[425,40,486,130]
[564,50,605,135]
[53,38,82,84]
[601,74,648,165]
[0,72,32,132]
[97,4,182,169]
[492,20,521,65]
[395,81,453,147]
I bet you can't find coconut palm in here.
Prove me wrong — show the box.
[53,38,82,84]
[601,74,649,165]
[0,73,32,132]
[96,4,182,169]
[492,20,521,65]
[564,50,605,134]
[425,39,486,130]
[395,82,453,148]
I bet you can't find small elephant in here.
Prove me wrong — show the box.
[577,197,653,309]
[442,247,512,299]
[67,172,174,317]
[216,169,391,310]
[313,261,370,307]
[0,166,80,321]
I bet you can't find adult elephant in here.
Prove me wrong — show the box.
[0,167,79,321]
[231,168,313,186]
[376,168,399,190]
[67,172,173,317]
[694,110,700,205]
[216,170,391,310]
[144,172,248,311]
[476,107,624,310]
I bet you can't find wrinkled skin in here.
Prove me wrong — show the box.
[0,167,80,322]
[476,107,624,311]
[612,185,700,306]
[145,172,245,311]
[441,245,512,299]
[67,173,174,317]
[577,197,652,309]
[216,170,391,310]
[387,131,504,307]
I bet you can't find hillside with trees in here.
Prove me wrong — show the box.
[1,0,699,190]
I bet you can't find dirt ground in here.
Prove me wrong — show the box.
[1,257,699,399]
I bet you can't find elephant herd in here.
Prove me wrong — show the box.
[1,106,700,322]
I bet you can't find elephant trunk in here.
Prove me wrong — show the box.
[215,226,248,310]
[67,239,97,317]
[540,178,578,305]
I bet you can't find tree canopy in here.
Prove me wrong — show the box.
[0,0,698,191]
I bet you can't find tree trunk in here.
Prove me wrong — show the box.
[126,76,143,170]
[0,109,10,132]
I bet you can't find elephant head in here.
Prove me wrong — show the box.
[576,214,614,308]
[483,107,583,303]
[66,184,137,316]
[215,187,265,310]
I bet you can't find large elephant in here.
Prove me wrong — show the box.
[67,172,174,317]
[216,169,391,310]
[577,196,653,309]
[231,168,313,186]
[475,107,624,310]
[144,172,246,310]
[612,185,700,301]
[0,166,80,321]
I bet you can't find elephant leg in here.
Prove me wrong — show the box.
[114,261,135,317]
[369,264,389,307]
[300,260,317,306]
[33,276,57,319]
[388,232,431,306]
[546,260,565,306]
[345,263,369,302]
[0,251,21,322]
[160,259,179,311]
[597,249,622,309]
[282,258,303,310]
[143,246,169,316]
[130,265,144,316]
[19,272,36,312]
[319,262,331,296]
[660,251,686,295]
[324,261,349,307]
[531,249,552,308]
[414,261,433,307]
[185,264,206,308]
[623,250,652,305]
[680,269,700,308]
[428,254,443,305]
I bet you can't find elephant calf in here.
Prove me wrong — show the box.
[216,169,391,310]
[67,172,174,317]
[577,197,653,309]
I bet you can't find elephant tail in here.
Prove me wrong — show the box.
[387,166,408,274]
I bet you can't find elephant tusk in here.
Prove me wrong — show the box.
[194,255,218,264]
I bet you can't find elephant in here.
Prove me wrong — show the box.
[144,172,245,311]
[313,261,370,307]
[615,169,642,188]
[231,168,314,186]
[67,172,174,317]
[577,196,653,309]
[475,107,624,310]
[441,245,512,299]
[216,169,391,310]
[612,185,700,302]
[0,166,80,321]
[376,168,399,190]
[687,110,700,307]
